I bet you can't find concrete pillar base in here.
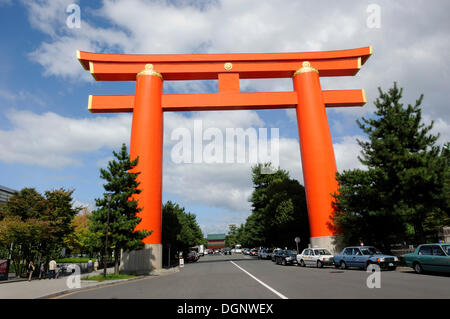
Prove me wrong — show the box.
[120,244,162,275]
[310,235,345,254]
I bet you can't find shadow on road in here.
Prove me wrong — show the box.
[190,257,262,264]
[397,270,450,278]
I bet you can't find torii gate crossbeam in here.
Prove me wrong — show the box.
[78,46,372,272]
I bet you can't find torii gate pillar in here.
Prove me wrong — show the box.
[293,62,339,250]
[123,65,164,272]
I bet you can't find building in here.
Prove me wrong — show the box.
[438,227,450,243]
[206,234,226,250]
[0,185,15,205]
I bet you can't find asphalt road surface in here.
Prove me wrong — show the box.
[58,253,450,299]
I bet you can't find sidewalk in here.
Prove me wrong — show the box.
[0,266,179,299]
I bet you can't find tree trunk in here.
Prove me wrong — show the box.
[114,248,120,275]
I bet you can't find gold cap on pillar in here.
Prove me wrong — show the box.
[293,61,319,77]
[137,64,163,79]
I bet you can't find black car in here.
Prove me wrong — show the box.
[275,250,297,266]
[272,249,283,262]
[223,248,232,255]
[186,252,199,262]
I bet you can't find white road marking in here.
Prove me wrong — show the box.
[230,261,288,299]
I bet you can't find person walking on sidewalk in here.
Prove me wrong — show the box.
[39,263,46,280]
[48,259,57,279]
[94,260,99,271]
[27,261,35,281]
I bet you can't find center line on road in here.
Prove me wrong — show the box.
[230,261,288,299]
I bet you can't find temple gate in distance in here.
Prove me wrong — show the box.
[77,46,372,272]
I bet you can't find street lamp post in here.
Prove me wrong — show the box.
[104,193,113,278]
[295,237,301,255]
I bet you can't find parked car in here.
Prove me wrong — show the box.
[272,249,283,262]
[334,246,398,270]
[275,250,297,266]
[243,248,250,255]
[249,248,258,256]
[223,247,232,255]
[297,248,334,268]
[404,243,450,274]
[186,252,199,263]
[260,249,273,260]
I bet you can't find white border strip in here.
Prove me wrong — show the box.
[230,261,288,299]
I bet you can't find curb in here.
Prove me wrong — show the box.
[0,278,28,285]
[37,266,180,299]
[37,275,147,299]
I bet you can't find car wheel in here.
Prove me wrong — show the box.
[282,259,287,266]
[300,260,306,267]
[340,261,346,270]
[317,260,323,268]
[413,262,423,274]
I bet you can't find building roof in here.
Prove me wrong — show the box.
[207,234,226,240]
[0,185,15,194]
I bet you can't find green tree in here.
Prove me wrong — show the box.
[162,201,205,265]
[64,208,94,257]
[238,163,309,249]
[0,187,78,276]
[225,224,239,248]
[89,144,152,274]
[333,83,449,250]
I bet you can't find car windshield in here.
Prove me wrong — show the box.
[442,245,450,255]
[314,249,331,255]
[286,250,296,255]
[360,247,382,255]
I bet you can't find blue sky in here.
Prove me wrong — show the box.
[0,0,448,236]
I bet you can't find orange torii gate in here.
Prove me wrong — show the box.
[78,46,371,271]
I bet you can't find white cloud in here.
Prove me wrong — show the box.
[0,110,132,167]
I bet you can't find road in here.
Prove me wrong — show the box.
[58,253,450,299]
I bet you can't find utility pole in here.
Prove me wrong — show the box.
[103,193,112,278]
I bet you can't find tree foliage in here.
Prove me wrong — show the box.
[232,163,310,249]
[0,188,79,276]
[162,201,206,265]
[89,143,152,274]
[333,83,449,250]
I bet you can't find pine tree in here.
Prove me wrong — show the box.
[89,144,152,274]
[333,83,449,249]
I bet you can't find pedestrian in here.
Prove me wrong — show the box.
[39,263,45,280]
[55,264,60,279]
[93,260,99,271]
[88,259,93,272]
[27,261,35,281]
[48,259,57,279]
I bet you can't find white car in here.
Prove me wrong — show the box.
[297,248,335,268]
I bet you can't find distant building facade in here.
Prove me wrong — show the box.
[207,233,226,250]
[0,185,15,205]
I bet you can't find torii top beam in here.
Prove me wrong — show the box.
[78,46,371,113]
[78,46,371,81]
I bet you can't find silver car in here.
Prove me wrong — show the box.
[297,248,334,268]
